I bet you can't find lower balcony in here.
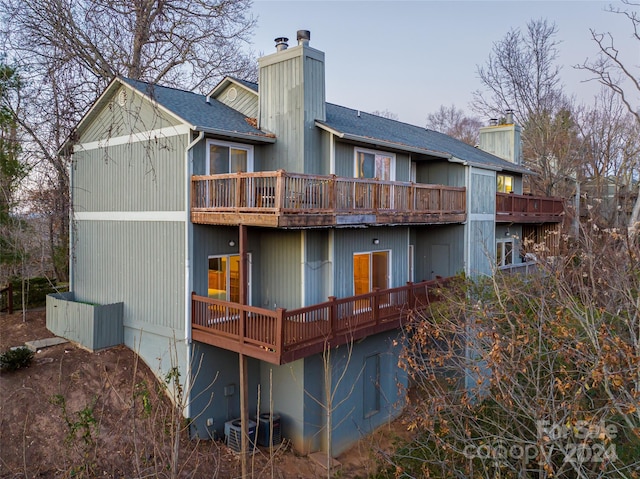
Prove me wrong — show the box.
[191,279,448,365]
[496,193,564,223]
[191,171,466,228]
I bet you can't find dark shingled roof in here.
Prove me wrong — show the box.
[120,77,271,140]
[321,104,530,174]
[123,76,528,173]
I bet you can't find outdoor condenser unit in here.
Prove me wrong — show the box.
[256,412,282,447]
[224,419,257,453]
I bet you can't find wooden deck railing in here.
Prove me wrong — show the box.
[191,279,448,364]
[191,171,466,227]
[0,283,13,314]
[496,193,564,223]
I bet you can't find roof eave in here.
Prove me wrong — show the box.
[193,126,276,144]
[315,121,451,159]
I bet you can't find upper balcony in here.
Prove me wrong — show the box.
[496,192,564,223]
[191,170,466,228]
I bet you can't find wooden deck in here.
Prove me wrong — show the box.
[191,279,448,364]
[496,193,564,223]
[191,171,466,228]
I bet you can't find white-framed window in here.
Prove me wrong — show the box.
[206,139,254,174]
[496,239,514,267]
[497,174,514,193]
[207,254,252,302]
[354,147,395,181]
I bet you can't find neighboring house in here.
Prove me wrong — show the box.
[580,176,638,227]
[50,30,563,456]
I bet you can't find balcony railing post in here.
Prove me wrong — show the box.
[409,184,415,211]
[275,170,284,210]
[406,281,414,309]
[372,288,380,325]
[235,173,242,210]
[275,307,286,356]
[329,175,336,210]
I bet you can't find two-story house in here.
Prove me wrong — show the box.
[49,30,563,456]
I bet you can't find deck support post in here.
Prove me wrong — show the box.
[239,224,249,477]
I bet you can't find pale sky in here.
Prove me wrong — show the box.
[247,1,638,126]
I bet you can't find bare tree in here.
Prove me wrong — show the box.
[370,109,399,121]
[426,104,483,146]
[384,228,640,478]
[575,88,640,227]
[473,19,580,197]
[0,0,257,281]
[579,0,640,239]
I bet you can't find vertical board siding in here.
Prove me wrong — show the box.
[256,230,303,310]
[81,86,181,143]
[417,160,466,187]
[332,227,409,298]
[395,152,411,182]
[412,224,465,281]
[470,171,496,214]
[334,141,354,178]
[304,230,331,306]
[216,84,259,118]
[73,220,185,333]
[73,135,187,212]
[469,220,495,277]
[259,54,304,171]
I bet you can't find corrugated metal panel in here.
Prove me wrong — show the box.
[73,134,187,212]
[46,292,124,351]
[82,86,181,143]
[470,171,496,214]
[216,84,258,118]
[73,220,185,334]
[332,227,409,298]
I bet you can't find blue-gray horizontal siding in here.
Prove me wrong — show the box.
[73,220,185,335]
[73,135,187,212]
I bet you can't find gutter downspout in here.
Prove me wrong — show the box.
[184,130,204,419]
[68,151,74,293]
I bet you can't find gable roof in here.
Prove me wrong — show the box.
[206,76,259,102]
[318,104,530,174]
[120,78,273,142]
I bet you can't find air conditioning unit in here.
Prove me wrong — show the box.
[224,419,257,453]
[256,412,282,447]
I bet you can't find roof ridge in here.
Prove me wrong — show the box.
[120,76,204,97]
[326,102,429,130]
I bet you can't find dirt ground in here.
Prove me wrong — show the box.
[0,309,409,478]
